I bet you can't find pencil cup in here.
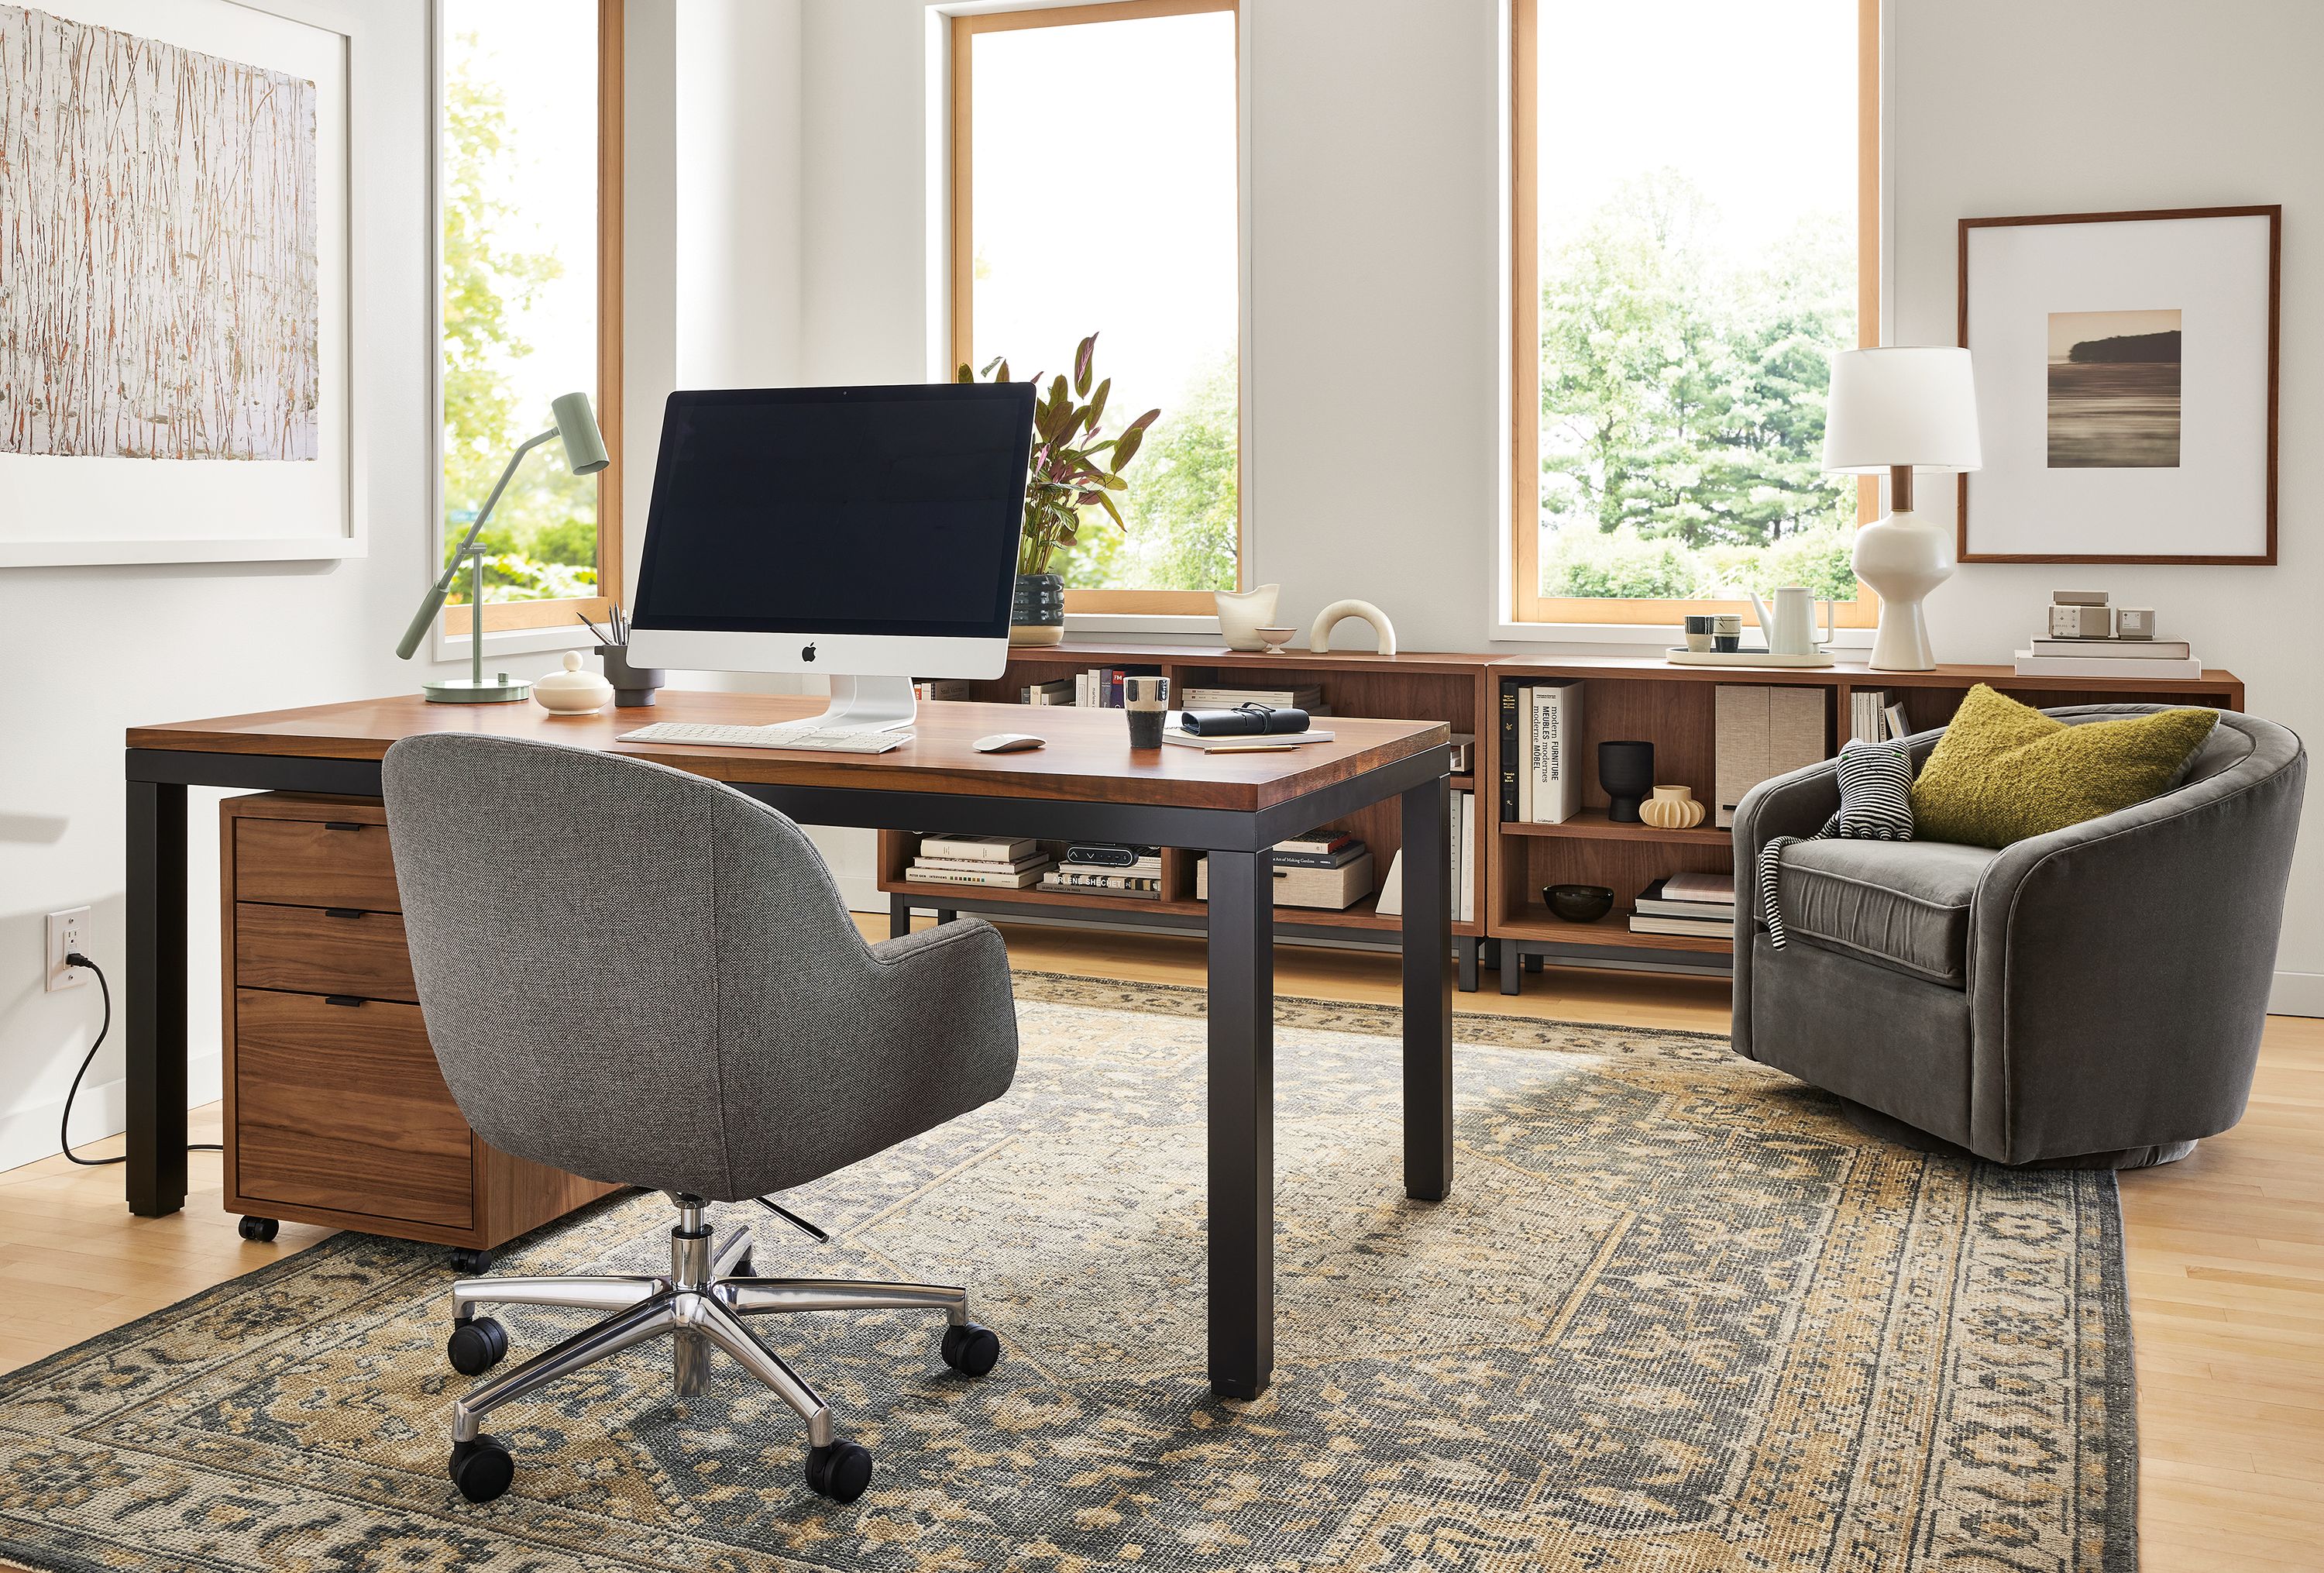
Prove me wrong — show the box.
[1124,675,1170,749]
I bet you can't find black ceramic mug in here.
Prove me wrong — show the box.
[1124,674,1171,749]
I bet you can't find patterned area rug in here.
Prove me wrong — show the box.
[0,974,2134,1571]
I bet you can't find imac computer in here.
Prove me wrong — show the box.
[624,383,1039,736]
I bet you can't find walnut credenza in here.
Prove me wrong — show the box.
[221,793,619,1265]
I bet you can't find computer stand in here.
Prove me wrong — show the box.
[801,674,917,732]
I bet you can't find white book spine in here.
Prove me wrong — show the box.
[1536,680,1581,824]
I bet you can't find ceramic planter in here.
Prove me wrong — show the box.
[1011,572,1066,645]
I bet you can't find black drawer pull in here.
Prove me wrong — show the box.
[322,907,366,920]
[322,995,366,1008]
[323,821,367,832]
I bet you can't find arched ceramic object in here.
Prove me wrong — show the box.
[1308,599,1396,656]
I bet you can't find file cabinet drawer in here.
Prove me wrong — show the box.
[234,815,402,912]
[235,903,418,1003]
[232,988,473,1230]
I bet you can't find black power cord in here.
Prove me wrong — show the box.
[58,953,223,1167]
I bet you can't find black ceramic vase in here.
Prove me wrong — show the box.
[1598,740,1655,823]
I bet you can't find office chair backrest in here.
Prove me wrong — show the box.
[381,733,874,1197]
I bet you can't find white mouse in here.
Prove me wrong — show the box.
[973,733,1047,753]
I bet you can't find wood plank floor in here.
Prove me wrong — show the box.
[0,918,2314,1568]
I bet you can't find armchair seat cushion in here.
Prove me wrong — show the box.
[1776,838,1996,988]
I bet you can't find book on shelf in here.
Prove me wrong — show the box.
[912,854,1048,876]
[1851,689,1889,744]
[1634,875,1735,920]
[2014,649,2202,680]
[2025,636,2192,659]
[1661,870,1734,904]
[1455,789,1474,921]
[903,863,1046,889]
[1528,682,1583,824]
[1497,680,1521,821]
[914,680,973,701]
[1884,700,1912,742]
[1181,685,1328,711]
[1628,910,1735,939]
[1277,829,1353,856]
[1021,678,1075,705]
[918,835,1040,862]
[1041,872,1163,898]
[1057,856,1162,878]
[1269,843,1366,870]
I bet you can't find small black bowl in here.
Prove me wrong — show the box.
[1544,883,1615,923]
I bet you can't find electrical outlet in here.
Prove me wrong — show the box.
[46,907,90,992]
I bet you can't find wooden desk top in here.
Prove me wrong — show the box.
[129,691,1449,814]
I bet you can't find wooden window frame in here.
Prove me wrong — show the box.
[1510,0,1882,628]
[435,0,624,639]
[950,0,1241,618]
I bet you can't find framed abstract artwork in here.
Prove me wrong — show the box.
[0,0,363,565]
[1957,205,2280,565]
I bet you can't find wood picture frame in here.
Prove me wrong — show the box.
[1957,205,2281,565]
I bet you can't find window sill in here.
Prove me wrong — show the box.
[1064,611,1222,638]
[1493,618,1877,649]
[431,621,599,665]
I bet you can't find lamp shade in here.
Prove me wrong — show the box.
[1822,346,1982,473]
[551,391,610,476]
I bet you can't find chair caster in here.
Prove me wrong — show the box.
[237,1216,280,1243]
[449,1433,515,1503]
[446,1316,509,1376]
[449,1247,496,1275]
[940,1322,1001,1377]
[803,1439,872,1503]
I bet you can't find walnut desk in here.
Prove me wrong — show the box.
[124,691,1455,1399]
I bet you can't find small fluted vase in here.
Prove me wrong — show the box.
[1640,785,1706,830]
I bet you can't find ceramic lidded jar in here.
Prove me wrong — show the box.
[532,650,615,714]
[1639,784,1706,829]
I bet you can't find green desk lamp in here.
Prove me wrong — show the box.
[397,391,610,702]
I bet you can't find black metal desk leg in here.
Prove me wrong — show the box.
[125,779,189,1217]
[888,893,912,939]
[1457,936,1479,993]
[1206,846,1274,1399]
[1401,776,1454,1201]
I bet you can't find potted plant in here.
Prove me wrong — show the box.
[959,333,1160,645]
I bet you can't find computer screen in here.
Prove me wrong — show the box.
[631,384,1037,641]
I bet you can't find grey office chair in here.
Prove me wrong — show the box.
[380,734,1021,1506]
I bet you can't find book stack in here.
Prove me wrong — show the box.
[1021,677,1076,706]
[1497,680,1583,824]
[902,835,1050,890]
[2016,592,2202,679]
[1631,871,1734,939]
[1181,683,1332,716]
[1195,828,1376,910]
[914,680,973,702]
[1040,843,1164,900]
[1848,688,1912,744]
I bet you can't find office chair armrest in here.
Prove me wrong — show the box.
[869,917,1006,967]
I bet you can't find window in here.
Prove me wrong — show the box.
[436,0,622,636]
[952,0,1239,614]
[1511,0,1879,627]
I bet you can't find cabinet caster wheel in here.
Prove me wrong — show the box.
[803,1439,872,1503]
[449,1248,496,1275]
[237,1216,279,1243]
[446,1316,509,1376]
[940,1322,1001,1377]
[449,1434,514,1503]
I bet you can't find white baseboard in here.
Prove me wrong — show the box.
[0,1052,223,1175]
[2270,970,2324,1019]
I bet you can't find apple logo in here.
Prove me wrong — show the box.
[801,642,817,663]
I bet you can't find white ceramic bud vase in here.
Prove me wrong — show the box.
[1852,509,1954,671]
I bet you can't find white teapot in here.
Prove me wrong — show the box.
[1745,586,1834,658]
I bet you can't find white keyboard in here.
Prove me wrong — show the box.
[618,722,909,754]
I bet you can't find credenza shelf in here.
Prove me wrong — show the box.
[882,642,2246,991]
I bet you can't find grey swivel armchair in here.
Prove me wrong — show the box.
[380,734,1021,1506]
[1733,705,2304,1168]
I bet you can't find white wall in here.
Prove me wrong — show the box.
[651,0,2324,1003]
[0,2,511,1171]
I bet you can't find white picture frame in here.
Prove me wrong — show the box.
[0,0,365,566]
[1958,206,2280,566]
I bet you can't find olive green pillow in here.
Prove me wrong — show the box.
[1910,683,2217,849]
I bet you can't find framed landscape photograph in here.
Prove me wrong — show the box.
[1958,205,2280,564]
[0,0,362,566]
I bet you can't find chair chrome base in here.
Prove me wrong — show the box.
[442,1198,993,1504]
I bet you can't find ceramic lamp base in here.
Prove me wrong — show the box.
[1852,508,1954,673]
[423,675,531,704]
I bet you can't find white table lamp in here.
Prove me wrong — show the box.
[1824,347,1982,671]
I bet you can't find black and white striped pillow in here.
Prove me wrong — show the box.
[1758,739,1917,947]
